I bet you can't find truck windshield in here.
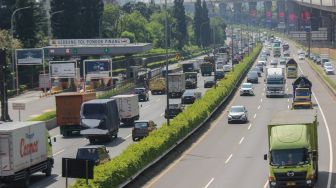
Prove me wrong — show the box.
[76,148,99,161]
[296,90,310,97]
[271,148,309,166]
[267,79,284,84]
[83,104,106,116]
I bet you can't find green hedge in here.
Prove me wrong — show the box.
[97,82,136,99]
[72,44,262,188]
[29,111,56,121]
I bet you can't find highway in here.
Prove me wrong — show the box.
[0,55,216,188]
[137,42,336,188]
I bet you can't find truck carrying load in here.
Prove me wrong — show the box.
[200,62,213,76]
[55,92,96,136]
[265,110,318,188]
[168,73,185,98]
[149,77,166,94]
[292,76,312,109]
[285,59,298,78]
[0,121,54,187]
[80,99,120,143]
[112,94,140,126]
[185,72,198,89]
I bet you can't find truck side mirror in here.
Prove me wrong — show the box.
[264,154,268,160]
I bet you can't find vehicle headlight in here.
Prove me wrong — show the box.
[306,180,312,184]
[270,182,276,186]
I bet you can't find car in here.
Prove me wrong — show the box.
[279,58,286,65]
[223,64,232,73]
[227,105,248,123]
[240,83,254,96]
[298,54,305,60]
[297,50,305,56]
[134,87,149,101]
[256,63,264,72]
[258,60,266,66]
[76,145,110,165]
[247,71,258,83]
[324,62,334,74]
[165,102,183,119]
[283,51,290,57]
[314,56,321,64]
[132,120,157,141]
[251,67,262,77]
[181,90,201,104]
[270,59,278,66]
[204,78,215,88]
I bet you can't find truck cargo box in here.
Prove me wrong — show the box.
[112,94,140,126]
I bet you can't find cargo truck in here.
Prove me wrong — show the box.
[182,61,194,72]
[112,94,140,126]
[168,73,185,98]
[264,110,318,188]
[55,92,96,136]
[273,47,281,57]
[292,76,312,109]
[0,121,54,187]
[200,62,213,76]
[265,67,286,97]
[149,77,166,94]
[286,59,298,78]
[80,99,120,143]
[185,72,197,89]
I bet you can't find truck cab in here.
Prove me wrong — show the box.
[292,76,312,109]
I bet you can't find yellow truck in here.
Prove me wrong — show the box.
[292,76,312,109]
[286,59,298,78]
[149,77,166,94]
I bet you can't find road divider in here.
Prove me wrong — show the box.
[71,44,262,188]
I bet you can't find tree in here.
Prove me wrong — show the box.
[122,2,157,20]
[80,0,104,38]
[193,0,202,46]
[0,0,16,30]
[173,0,187,50]
[119,12,148,42]
[121,31,135,43]
[210,17,226,45]
[102,4,120,38]
[201,0,211,47]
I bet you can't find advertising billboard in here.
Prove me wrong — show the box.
[50,61,76,78]
[84,59,112,79]
[16,48,43,65]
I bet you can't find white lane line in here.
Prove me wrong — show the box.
[160,112,165,117]
[124,134,132,139]
[204,178,215,188]
[253,113,257,119]
[239,137,245,144]
[263,181,268,188]
[263,87,265,91]
[156,99,160,102]
[298,66,333,188]
[143,105,151,109]
[225,154,233,164]
[287,99,290,102]
[257,105,261,110]
[52,149,65,157]
[260,98,263,102]
[287,105,290,109]
[248,123,252,130]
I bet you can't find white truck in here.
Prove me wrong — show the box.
[168,73,186,98]
[320,54,330,66]
[112,94,140,126]
[265,67,286,97]
[0,121,53,187]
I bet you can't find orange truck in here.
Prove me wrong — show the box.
[55,92,96,136]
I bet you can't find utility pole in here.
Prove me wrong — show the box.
[164,0,170,126]
[213,27,216,88]
[231,26,234,72]
[0,48,12,122]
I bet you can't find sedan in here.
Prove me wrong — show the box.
[240,83,254,96]
[204,78,215,88]
[324,62,334,74]
[247,71,258,83]
[228,105,248,123]
[256,63,264,72]
[298,54,305,60]
[251,67,262,77]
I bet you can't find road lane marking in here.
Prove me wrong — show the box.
[124,134,131,139]
[204,178,214,188]
[253,114,257,119]
[257,105,260,110]
[52,149,65,157]
[160,112,164,117]
[263,181,268,188]
[248,123,252,130]
[239,137,245,144]
[287,99,289,102]
[260,98,263,102]
[298,65,333,188]
[287,105,290,109]
[225,154,233,164]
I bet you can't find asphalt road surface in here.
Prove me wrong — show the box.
[140,42,336,188]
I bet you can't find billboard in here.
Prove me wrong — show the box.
[84,59,112,78]
[16,48,43,65]
[50,61,76,78]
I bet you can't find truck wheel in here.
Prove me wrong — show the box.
[45,161,52,177]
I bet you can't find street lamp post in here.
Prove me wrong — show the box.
[231,26,234,72]
[49,10,64,40]
[164,0,170,126]
[11,6,31,94]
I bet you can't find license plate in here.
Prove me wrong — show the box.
[286,182,296,186]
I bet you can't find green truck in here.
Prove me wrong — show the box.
[200,62,213,76]
[264,110,318,188]
[273,47,281,57]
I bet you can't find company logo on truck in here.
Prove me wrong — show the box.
[20,133,39,157]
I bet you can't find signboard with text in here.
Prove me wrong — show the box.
[49,38,130,46]
[84,59,112,79]
[49,61,76,78]
[16,48,43,65]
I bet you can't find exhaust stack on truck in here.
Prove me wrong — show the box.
[264,110,318,188]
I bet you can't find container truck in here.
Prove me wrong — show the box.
[285,59,298,78]
[112,94,140,126]
[168,73,185,98]
[0,121,54,187]
[265,67,286,97]
[182,61,195,73]
[200,62,213,76]
[264,110,318,188]
[55,92,96,136]
[292,76,312,109]
[149,77,166,94]
[80,99,120,143]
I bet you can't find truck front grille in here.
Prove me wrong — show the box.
[274,171,307,181]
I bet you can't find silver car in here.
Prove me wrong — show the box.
[240,83,254,96]
[228,106,248,123]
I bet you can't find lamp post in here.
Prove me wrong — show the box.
[49,10,64,40]
[231,26,234,72]
[11,6,31,94]
[164,0,170,126]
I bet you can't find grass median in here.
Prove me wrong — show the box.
[71,44,262,188]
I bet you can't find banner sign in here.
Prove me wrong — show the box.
[84,59,112,78]
[16,48,43,65]
[49,38,130,46]
[50,61,76,78]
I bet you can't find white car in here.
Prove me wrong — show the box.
[258,60,266,66]
[298,54,305,60]
[324,62,334,74]
[240,83,254,96]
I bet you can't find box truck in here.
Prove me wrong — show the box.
[168,73,186,98]
[0,121,54,187]
[264,110,318,188]
[112,94,140,126]
[55,92,96,136]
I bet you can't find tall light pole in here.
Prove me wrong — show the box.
[11,6,31,94]
[231,26,234,72]
[49,10,64,40]
[164,0,170,126]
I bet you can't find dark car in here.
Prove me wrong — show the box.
[251,67,262,77]
[165,102,183,119]
[204,78,215,88]
[181,90,201,104]
[314,56,321,64]
[247,71,258,83]
[134,88,149,101]
[132,120,157,141]
[255,63,264,72]
[76,145,110,165]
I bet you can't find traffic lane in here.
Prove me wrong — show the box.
[145,62,268,188]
